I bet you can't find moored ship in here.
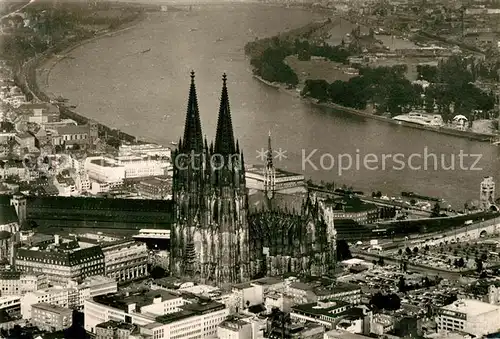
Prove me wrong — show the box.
[393,112,444,127]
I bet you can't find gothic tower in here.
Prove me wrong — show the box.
[171,71,204,278]
[171,72,250,285]
[264,131,276,199]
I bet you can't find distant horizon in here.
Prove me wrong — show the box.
[107,0,263,4]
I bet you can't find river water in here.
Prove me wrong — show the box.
[43,3,500,208]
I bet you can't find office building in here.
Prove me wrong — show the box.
[139,300,228,339]
[84,290,228,338]
[436,299,500,336]
[15,238,105,286]
[101,240,148,283]
[84,290,185,332]
[84,155,169,185]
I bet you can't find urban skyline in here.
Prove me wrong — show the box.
[2,0,500,338]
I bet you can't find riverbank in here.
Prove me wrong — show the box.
[252,72,496,143]
[16,10,150,144]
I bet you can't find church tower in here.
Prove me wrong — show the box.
[171,72,250,285]
[264,131,276,199]
[171,71,205,278]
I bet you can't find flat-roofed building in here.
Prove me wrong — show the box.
[85,290,228,339]
[84,289,184,333]
[436,299,500,336]
[85,157,125,186]
[141,300,228,339]
[31,302,72,332]
[245,165,306,194]
[84,155,169,186]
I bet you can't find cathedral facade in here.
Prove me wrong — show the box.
[170,72,336,285]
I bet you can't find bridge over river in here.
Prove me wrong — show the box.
[378,214,500,251]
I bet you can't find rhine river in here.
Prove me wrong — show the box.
[43,3,500,208]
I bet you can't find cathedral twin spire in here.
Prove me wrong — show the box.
[181,71,238,157]
[214,74,236,156]
[182,71,203,154]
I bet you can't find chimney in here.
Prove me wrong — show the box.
[54,235,59,245]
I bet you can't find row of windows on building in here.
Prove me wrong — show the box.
[61,133,88,141]
[437,317,465,331]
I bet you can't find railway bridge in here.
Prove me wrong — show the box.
[406,216,500,249]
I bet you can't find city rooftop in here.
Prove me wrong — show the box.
[154,300,225,325]
[93,289,181,313]
[441,299,500,317]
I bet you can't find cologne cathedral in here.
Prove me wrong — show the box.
[170,72,337,285]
